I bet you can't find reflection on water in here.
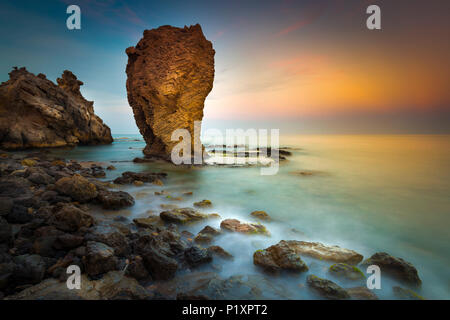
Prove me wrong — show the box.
[49,134,450,299]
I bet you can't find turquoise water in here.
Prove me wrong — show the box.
[49,134,450,299]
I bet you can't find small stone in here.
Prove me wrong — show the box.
[194,200,212,208]
[306,275,350,300]
[250,210,271,221]
[133,180,144,186]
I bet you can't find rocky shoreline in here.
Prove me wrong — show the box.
[0,149,425,300]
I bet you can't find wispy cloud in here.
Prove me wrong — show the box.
[277,2,329,36]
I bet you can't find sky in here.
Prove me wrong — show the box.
[0,0,449,134]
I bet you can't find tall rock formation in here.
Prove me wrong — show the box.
[0,67,113,149]
[125,24,215,160]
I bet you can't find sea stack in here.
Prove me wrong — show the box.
[0,67,113,149]
[125,24,215,160]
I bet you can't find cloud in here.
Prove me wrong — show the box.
[277,2,328,36]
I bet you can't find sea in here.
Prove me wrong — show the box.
[48,134,450,300]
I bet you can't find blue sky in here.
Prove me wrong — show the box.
[0,0,449,134]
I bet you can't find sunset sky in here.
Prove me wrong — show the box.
[0,0,449,133]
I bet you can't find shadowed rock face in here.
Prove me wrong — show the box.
[126,24,215,160]
[0,67,113,149]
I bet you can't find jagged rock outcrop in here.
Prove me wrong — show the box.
[0,67,112,149]
[125,24,215,160]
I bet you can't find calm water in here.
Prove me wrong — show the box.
[49,134,450,299]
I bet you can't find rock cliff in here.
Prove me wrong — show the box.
[0,67,112,149]
[125,24,215,160]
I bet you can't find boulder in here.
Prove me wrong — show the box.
[13,254,47,285]
[133,216,163,229]
[250,210,271,221]
[97,190,135,209]
[113,171,167,185]
[84,241,118,276]
[347,286,379,300]
[5,271,151,300]
[220,219,269,235]
[361,252,421,286]
[194,200,212,208]
[160,207,211,224]
[85,224,130,256]
[253,241,308,273]
[0,68,112,149]
[306,275,350,300]
[184,246,213,267]
[275,240,363,265]
[328,263,365,280]
[47,204,94,232]
[55,174,98,202]
[0,216,11,243]
[125,24,215,160]
[392,286,425,300]
[207,246,233,260]
[0,197,13,216]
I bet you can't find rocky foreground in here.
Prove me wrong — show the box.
[0,67,112,150]
[0,150,425,300]
[126,24,215,160]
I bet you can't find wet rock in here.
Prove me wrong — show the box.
[6,271,151,300]
[194,233,213,244]
[250,210,271,221]
[47,204,94,232]
[126,256,149,280]
[125,24,215,160]
[85,224,129,256]
[106,165,116,170]
[84,241,118,276]
[6,205,34,224]
[0,197,13,216]
[361,252,421,286]
[32,236,59,257]
[276,240,363,265]
[0,261,15,290]
[54,234,84,250]
[13,254,47,285]
[194,200,212,208]
[133,216,162,229]
[306,275,350,300]
[40,190,71,204]
[0,217,11,243]
[220,219,269,235]
[207,246,233,260]
[184,246,213,267]
[0,67,112,150]
[97,190,135,209]
[133,180,144,187]
[113,171,167,185]
[55,174,98,202]
[141,246,178,280]
[328,263,365,280]
[0,176,32,198]
[253,241,308,273]
[347,286,379,300]
[160,207,211,224]
[392,286,425,300]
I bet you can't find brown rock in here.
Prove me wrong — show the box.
[347,286,379,300]
[361,252,422,287]
[0,67,112,149]
[125,24,215,160]
[277,240,363,265]
[55,174,98,202]
[220,219,269,235]
[253,241,308,273]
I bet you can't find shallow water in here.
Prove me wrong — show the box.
[49,134,450,299]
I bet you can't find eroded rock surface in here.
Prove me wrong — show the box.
[125,24,215,160]
[277,240,363,265]
[0,67,112,149]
